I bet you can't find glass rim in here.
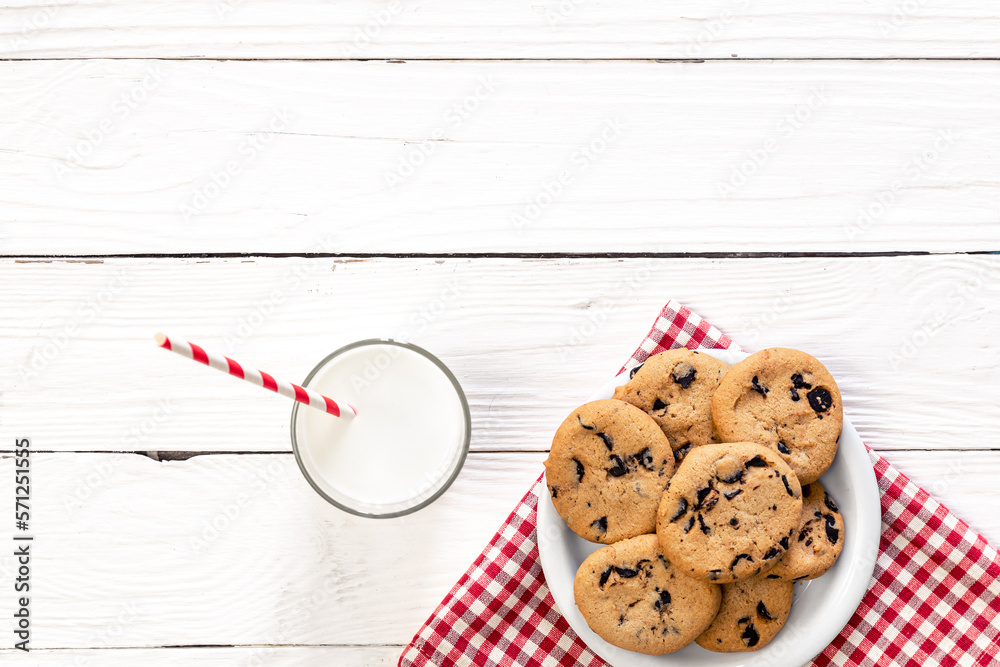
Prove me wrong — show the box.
[290,338,472,519]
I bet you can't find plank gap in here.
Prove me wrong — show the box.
[6,251,1000,261]
[8,57,1000,63]
[4,448,1000,456]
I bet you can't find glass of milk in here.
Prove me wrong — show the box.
[290,339,471,518]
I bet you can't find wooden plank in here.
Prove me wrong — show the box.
[3,59,999,254]
[0,646,403,665]
[888,450,1000,549]
[0,452,547,648]
[2,255,998,454]
[0,450,996,649]
[3,0,1000,59]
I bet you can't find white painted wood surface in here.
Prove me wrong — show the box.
[4,256,998,662]
[0,450,997,652]
[4,2,1000,662]
[3,0,1000,59]
[0,453,549,649]
[4,256,998,455]
[0,646,403,665]
[4,60,1000,254]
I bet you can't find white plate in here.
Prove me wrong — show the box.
[537,347,881,667]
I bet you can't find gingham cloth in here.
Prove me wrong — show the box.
[399,301,1000,667]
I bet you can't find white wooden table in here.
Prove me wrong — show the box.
[2,3,999,665]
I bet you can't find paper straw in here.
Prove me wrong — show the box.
[154,333,356,419]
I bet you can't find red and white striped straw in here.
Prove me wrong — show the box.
[154,333,356,419]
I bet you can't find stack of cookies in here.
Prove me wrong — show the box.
[544,348,846,655]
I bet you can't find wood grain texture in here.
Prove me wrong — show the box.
[3,0,1000,59]
[0,646,402,665]
[3,255,998,454]
[888,450,1000,546]
[3,59,1000,254]
[0,452,547,649]
[0,450,996,650]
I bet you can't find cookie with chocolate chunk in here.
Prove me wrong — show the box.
[545,399,674,543]
[574,534,722,655]
[695,574,794,652]
[712,348,842,484]
[766,481,845,581]
[613,349,729,464]
[656,442,801,583]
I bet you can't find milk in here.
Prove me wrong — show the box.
[292,341,469,516]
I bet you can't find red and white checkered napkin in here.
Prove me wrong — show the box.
[399,301,1000,667]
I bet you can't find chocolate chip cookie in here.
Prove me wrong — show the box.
[545,399,674,543]
[695,574,794,652]
[612,349,729,464]
[574,534,722,655]
[656,442,802,583]
[711,348,842,484]
[766,481,845,581]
